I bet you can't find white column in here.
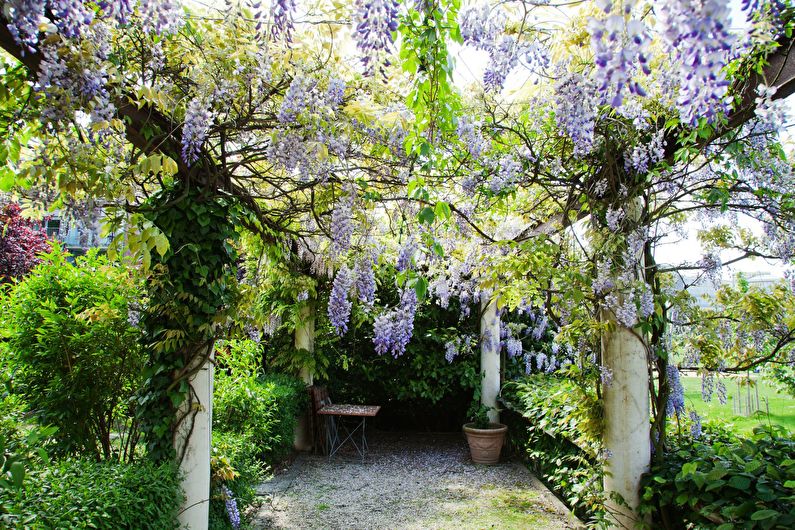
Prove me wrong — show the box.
[480,296,501,424]
[602,315,650,529]
[293,305,315,451]
[176,351,213,530]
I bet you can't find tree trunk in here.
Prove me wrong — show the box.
[175,349,214,530]
[602,311,650,529]
[480,296,501,423]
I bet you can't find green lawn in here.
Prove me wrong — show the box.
[681,375,795,436]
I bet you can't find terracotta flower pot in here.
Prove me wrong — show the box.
[463,422,508,464]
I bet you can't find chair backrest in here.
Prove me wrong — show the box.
[310,385,330,414]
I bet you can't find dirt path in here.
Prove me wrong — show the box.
[250,431,582,529]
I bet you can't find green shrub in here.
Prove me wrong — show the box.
[2,249,144,461]
[214,365,306,467]
[639,425,795,529]
[501,372,605,523]
[0,458,182,529]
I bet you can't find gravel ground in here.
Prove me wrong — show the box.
[250,431,583,530]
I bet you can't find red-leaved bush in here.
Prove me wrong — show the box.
[0,203,52,282]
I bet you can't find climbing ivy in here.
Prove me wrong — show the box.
[136,183,244,461]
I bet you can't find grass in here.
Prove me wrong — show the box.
[681,375,795,435]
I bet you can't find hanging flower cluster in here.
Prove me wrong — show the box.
[271,0,297,42]
[330,190,354,258]
[657,0,735,124]
[328,266,354,336]
[373,287,418,358]
[588,0,651,109]
[181,98,213,166]
[352,0,400,72]
[354,252,376,306]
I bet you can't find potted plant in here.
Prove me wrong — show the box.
[463,403,508,464]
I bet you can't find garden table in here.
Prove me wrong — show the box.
[317,404,380,459]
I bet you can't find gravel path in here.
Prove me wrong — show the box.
[250,431,582,529]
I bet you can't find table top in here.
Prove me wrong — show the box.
[317,404,381,417]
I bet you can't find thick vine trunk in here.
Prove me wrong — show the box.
[602,311,650,529]
[480,296,501,423]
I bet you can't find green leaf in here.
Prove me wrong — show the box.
[751,509,779,521]
[727,475,751,491]
[434,201,452,220]
[10,461,24,488]
[418,207,435,225]
[414,276,428,301]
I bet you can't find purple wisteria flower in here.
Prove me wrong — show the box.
[457,116,489,159]
[555,72,596,156]
[372,287,418,357]
[330,191,354,258]
[221,485,241,529]
[278,75,308,124]
[139,0,183,36]
[326,78,346,109]
[354,252,376,306]
[490,155,521,193]
[588,4,650,109]
[6,0,47,53]
[701,371,715,402]
[666,365,685,417]
[505,338,523,358]
[657,0,734,124]
[639,287,654,318]
[444,340,457,363]
[328,266,353,336]
[98,1,135,25]
[689,410,702,438]
[181,98,213,166]
[716,380,727,405]
[396,238,417,272]
[352,0,399,71]
[50,0,95,39]
[271,0,297,42]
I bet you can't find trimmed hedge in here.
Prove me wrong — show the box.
[0,458,182,529]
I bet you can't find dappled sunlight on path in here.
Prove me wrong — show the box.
[251,432,581,529]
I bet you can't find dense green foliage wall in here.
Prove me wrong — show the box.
[316,294,480,431]
[501,374,605,525]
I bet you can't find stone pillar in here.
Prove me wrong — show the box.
[294,304,315,451]
[602,314,650,529]
[480,296,501,424]
[176,351,213,530]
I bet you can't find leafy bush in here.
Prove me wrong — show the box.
[501,372,605,523]
[2,249,144,461]
[639,425,795,529]
[0,458,182,529]
[214,367,307,466]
